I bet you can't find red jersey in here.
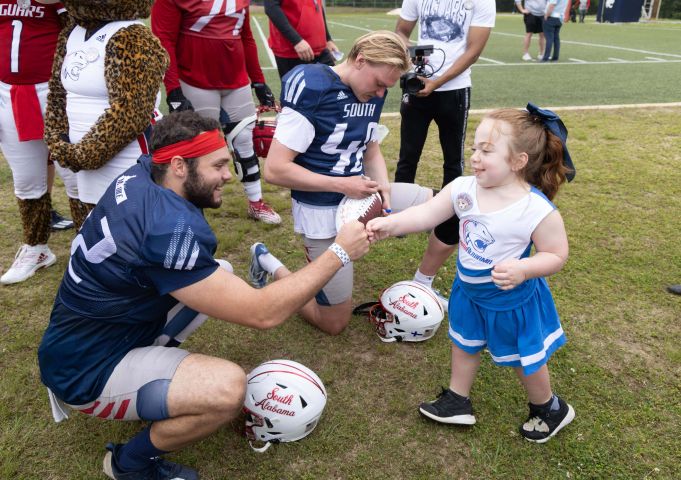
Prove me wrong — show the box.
[152,0,265,92]
[0,1,64,85]
[268,0,327,59]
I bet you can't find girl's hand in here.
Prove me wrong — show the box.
[491,259,526,290]
[365,217,393,243]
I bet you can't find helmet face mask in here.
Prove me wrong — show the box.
[243,360,326,452]
[369,281,444,343]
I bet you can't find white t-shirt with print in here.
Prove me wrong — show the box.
[399,0,496,91]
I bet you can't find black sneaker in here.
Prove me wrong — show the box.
[103,443,199,480]
[50,209,74,231]
[520,396,575,443]
[418,387,476,425]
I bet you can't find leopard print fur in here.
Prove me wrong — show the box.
[68,197,92,231]
[17,193,51,246]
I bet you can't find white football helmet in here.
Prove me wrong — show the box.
[368,281,444,343]
[243,359,327,452]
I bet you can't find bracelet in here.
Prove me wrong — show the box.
[328,242,351,267]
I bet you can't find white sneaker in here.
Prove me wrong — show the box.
[1,244,56,285]
[522,53,533,61]
[537,53,544,60]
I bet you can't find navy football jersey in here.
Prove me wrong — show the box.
[38,156,219,405]
[280,64,386,206]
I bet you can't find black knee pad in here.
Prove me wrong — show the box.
[233,153,260,183]
[433,214,459,246]
[221,120,239,136]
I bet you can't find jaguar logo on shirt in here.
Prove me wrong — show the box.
[62,48,99,81]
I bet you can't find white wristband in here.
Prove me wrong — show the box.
[328,242,351,266]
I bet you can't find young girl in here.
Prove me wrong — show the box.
[366,106,575,443]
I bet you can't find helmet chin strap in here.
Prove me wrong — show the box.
[249,440,272,453]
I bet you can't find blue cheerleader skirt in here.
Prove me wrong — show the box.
[447,276,566,376]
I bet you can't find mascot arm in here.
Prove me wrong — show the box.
[70,25,168,171]
[44,23,78,170]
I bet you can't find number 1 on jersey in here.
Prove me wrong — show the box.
[10,20,23,73]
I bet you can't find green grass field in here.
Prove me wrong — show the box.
[251,11,681,112]
[1,10,680,480]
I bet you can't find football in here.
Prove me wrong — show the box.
[335,192,383,231]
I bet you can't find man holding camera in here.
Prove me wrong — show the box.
[394,0,495,302]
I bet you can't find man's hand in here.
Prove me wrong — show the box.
[414,77,438,97]
[342,175,379,199]
[252,83,276,107]
[335,220,370,261]
[166,88,194,113]
[327,40,341,60]
[294,39,315,62]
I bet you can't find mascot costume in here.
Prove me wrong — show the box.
[44,0,168,229]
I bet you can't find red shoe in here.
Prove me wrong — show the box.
[247,199,281,224]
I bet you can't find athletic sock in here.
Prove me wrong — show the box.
[531,394,559,412]
[413,269,435,288]
[258,251,284,275]
[116,425,167,472]
[243,181,262,202]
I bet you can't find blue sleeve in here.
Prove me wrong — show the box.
[140,204,219,295]
[280,65,326,124]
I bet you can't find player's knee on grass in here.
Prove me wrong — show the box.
[433,214,459,246]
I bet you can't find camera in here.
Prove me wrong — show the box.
[400,45,434,95]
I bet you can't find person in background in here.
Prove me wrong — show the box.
[515,0,547,61]
[542,0,569,62]
[0,0,78,285]
[393,0,496,309]
[264,0,341,79]
[152,0,282,225]
[578,0,589,23]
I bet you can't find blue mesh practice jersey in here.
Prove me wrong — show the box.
[38,155,219,405]
[279,63,385,206]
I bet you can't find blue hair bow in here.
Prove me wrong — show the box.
[526,103,576,182]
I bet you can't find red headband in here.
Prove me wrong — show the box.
[151,129,227,164]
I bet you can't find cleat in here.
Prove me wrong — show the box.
[249,242,270,288]
[419,387,476,425]
[1,244,56,285]
[103,443,199,480]
[50,209,74,231]
[520,396,575,443]
[522,52,533,61]
[247,200,281,224]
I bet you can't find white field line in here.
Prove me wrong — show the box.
[608,57,627,62]
[492,31,681,58]
[478,56,505,64]
[328,21,373,32]
[328,22,681,66]
[379,102,681,118]
[645,56,665,61]
[251,16,277,69]
[475,59,681,67]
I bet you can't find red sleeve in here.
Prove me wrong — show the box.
[151,0,183,93]
[242,10,265,84]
